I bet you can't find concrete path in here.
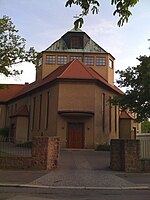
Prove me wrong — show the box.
[30,150,135,188]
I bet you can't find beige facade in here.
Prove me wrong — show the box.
[0,28,140,148]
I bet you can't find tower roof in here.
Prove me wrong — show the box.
[45,28,108,54]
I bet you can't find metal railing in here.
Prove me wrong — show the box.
[0,136,32,157]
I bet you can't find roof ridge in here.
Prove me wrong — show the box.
[56,60,75,78]
[75,60,96,79]
[89,67,108,83]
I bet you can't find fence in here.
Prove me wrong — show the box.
[137,134,150,159]
[0,136,60,170]
[0,136,32,157]
[110,139,150,172]
[140,140,150,159]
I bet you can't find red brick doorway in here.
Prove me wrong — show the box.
[67,122,84,148]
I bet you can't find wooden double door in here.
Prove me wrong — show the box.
[67,122,84,148]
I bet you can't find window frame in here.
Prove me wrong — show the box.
[70,56,82,62]
[96,57,106,66]
[57,55,67,65]
[109,59,113,68]
[46,55,56,64]
[84,56,94,66]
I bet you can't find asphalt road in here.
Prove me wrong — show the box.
[0,187,150,200]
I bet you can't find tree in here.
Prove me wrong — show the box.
[65,0,139,28]
[141,120,150,133]
[112,55,150,122]
[0,15,37,77]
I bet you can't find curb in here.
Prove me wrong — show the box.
[0,183,150,190]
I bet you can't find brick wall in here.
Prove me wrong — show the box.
[110,139,150,172]
[0,136,60,170]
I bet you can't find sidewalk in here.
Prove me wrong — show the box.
[0,150,150,190]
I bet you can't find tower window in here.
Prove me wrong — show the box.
[70,56,82,62]
[109,59,113,68]
[84,56,94,66]
[71,36,82,49]
[46,55,56,64]
[39,57,43,66]
[96,57,106,66]
[57,56,67,65]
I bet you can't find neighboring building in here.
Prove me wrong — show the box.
[119,110,141,140]
[0,28,140,148]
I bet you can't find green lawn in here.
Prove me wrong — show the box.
[0,151,14,157]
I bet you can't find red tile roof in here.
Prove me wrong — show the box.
[0,59,123,101]
[120,111,135,119]
[0,84,27,102]
[14,105,29,117]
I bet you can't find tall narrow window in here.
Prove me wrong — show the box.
[11,105,13,115]
[39,57,43,65]
[45,92,50,129]
[102,93,105,131]
[109,59,113,68]
[28,105,31,140]
[109,97,112,132]
[115,105,117,132]
[38,94,42,130]
[32,97,36,130]
[15,104,17,112]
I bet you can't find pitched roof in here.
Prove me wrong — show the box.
[45,28,107,54]
[0,84,27,102]
[10,105,29,117]
[11,59,123,100]
[0,60,123,102]
[120,111,135,119]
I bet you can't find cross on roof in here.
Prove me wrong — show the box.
[73,14,79,19]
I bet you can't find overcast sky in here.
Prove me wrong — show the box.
[0,0,150,84]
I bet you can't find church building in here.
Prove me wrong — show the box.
[0,28,140,148]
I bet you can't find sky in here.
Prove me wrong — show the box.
[0,0,150,84]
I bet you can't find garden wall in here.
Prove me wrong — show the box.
[0,136,60,170]
[110,139,150,172]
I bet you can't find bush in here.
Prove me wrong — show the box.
[16,141,32,148]
[0,127,9,137]
[95,144,110,151]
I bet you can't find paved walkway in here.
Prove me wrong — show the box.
[31,150,135,187]
[0,150,150,189]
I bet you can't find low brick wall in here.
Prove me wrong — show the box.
[0,157,32,169]
[0,136,60,170]
[110,139,150,172]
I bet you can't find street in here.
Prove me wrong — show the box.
[0,187,150,200]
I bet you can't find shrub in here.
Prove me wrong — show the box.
[0,127,9,137]
[16,141,32,148]
[95,144,110,151]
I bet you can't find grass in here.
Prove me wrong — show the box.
[0,151,14,157]
[95,144,110,151]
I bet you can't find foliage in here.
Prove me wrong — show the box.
[0,151,14,157]
[95,144,110,151]
[112,55,150,122]
[65,0,139,28]
[141,120,150,133]
[16,141,32,149]
[0,127,9,137]
[0,15,37,77]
